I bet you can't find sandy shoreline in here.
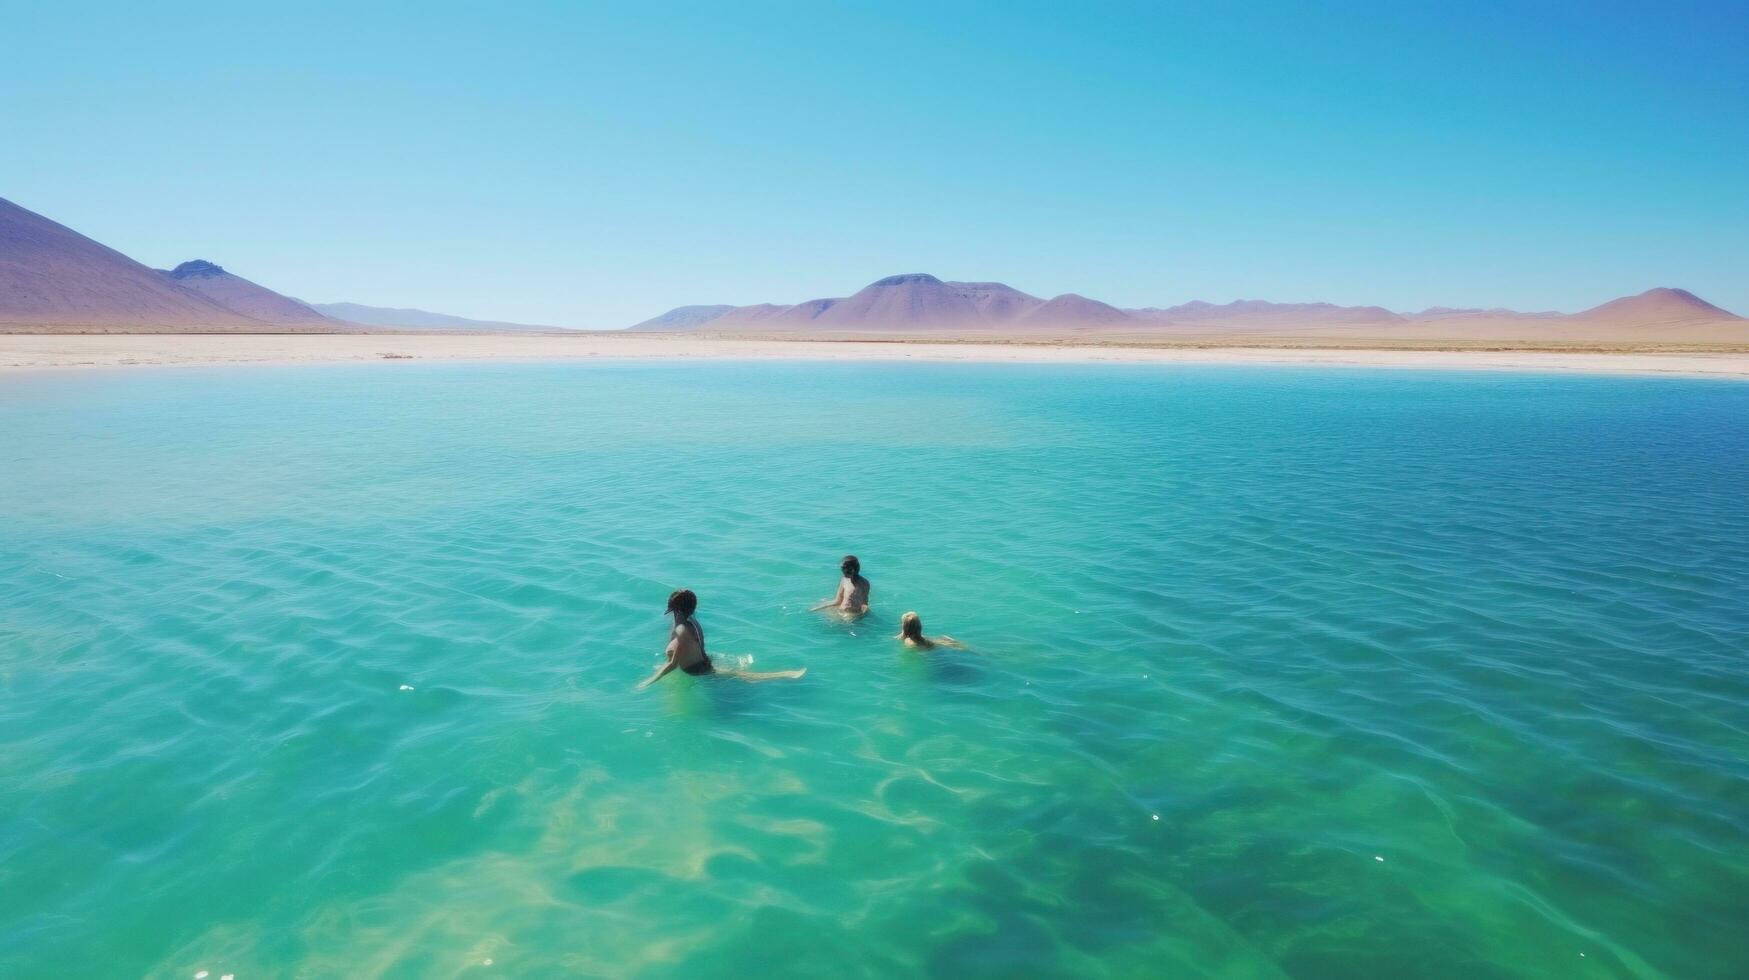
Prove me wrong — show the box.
[2,332,1748,380]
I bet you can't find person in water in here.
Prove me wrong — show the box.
[811,555,871,617]
[638,589,806,688]
[897,611,963,650]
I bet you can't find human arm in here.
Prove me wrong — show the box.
[810,580,847,612]
[637,658,677,690]
[637,632,682,689]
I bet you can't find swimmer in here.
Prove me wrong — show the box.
[810,554,870,618]
[638,589,806,688]
[896,611,963,651]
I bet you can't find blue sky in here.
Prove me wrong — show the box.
[4,1,1745,326]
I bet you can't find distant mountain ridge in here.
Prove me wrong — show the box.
[3,195,1743,340]
[1129,299,1404,324]
[630,276,1746,335]
[306,301,572,332]
[625,304,738,332]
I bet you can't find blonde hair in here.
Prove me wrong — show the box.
[900,611,924,641]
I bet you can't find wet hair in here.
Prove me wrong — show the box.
[900,611,924,641]
[841,555,861,577]
[666,589,697,617]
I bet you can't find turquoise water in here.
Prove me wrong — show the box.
[2,362,1746,979]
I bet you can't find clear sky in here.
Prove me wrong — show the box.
[4,1,1745,326]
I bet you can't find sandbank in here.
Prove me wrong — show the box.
[2,332,1747,380]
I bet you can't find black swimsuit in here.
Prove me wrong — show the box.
[679,618,714,675]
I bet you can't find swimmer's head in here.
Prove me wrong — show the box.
[900,611,923,640]
[666,589,697,618]
[841,555,861,577]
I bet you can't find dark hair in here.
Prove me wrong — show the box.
[666,589,697,617]
[901,612,924,640]
[841,555,861,576]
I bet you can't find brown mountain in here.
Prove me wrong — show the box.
[649,274,1096,331]
[0,196,343,332]
[1572,287,1741,324]
[953,281,1045,320]
[723,273,993,330]
[1021,293,1133,328]
[158,260,332,326]
[810,274,981,328]
[0,197,253,329]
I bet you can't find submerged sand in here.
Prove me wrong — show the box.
[1,332,1747,379]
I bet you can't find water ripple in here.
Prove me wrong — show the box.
[1,363,1746,978]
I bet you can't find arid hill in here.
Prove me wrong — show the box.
[0,197,343,333]
[1,197,253,329]
[1574,287,1739,324]
[158,260,332,326]
[1021,293,1133,328]
[627,304,737,332]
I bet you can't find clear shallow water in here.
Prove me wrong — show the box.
[2,361,1746,979]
